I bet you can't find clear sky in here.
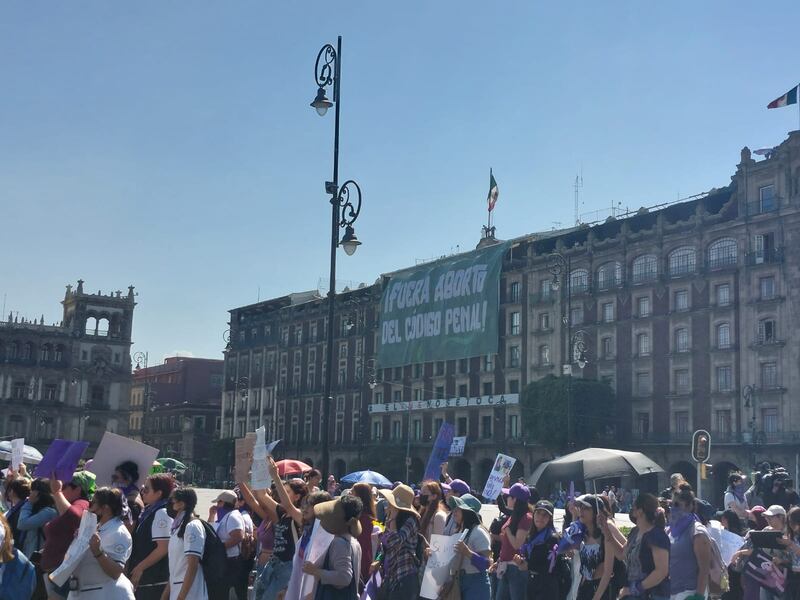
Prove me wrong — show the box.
[2,1,799,363]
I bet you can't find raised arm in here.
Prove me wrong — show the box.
[268,457,302,526]
[238,481,275,523]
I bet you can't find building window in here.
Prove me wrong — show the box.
[538,344,550,365]
[759,184,776,212]
[569,306,584,326]
[602,302,614,323]
[760,276,776,300]
[669,247,696,276]
[597,262,623,290]
[508,379,519,393]
[393,390,402,403]
[761,362,778,390]
[412,419,422,440]
[636,333,650,356]
[457,417,468,437]
[435,385,445,398]
[482,381,493,396]
[715,283,731,306]
[509,281,520,303]
[637,296,651,318]
[509,312,521,336]
[763,408,779,434]
[374,391,383,405]
[635,412,650,438]
[391,420,401,440]
[483,355,494,372]
[674,290,689,311]
[539,313,551,330]
[635,372,651,395]
[372,420,382,440]
[458,383,468,397]
[758,318,776,344]
[708,238,737,268]
[459,359,468,374]
[674,328,689,353]
[13,382,27,400]
[601,337,613,359]
[44,384,57,401]
[716,323,731,349]
[539,279,552,300]
[632,254,658,283]
[716,366,732,392]
[481,415,492,439]
[508,414,519,438]
[674,369,690,394]
[674,411,690,434]
[436,361,445,376]
[570,269,589,294]
[716,410,731,435]
[509,345,521,368]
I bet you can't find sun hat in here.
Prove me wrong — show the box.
[378,484,420,517]
[764,504,787,517]
[449,479,470,496]
[533,500,554,516]
[447,493,482,515]
[214,490,238,504]
[314,498,363,537]
[500,483,531,503]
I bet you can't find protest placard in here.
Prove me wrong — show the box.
[10,438,24,472]
[34,439,89,482]
[449,436,466,457]
[718,527,745,565]
[49,510,98,586]
[88,432,159,487]
[284,519,336,600]
[420,533,459,599]
[423,422,455,481]
[481,453,516,500]
[251,427,279,491]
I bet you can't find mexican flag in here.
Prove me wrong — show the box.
[767,85,798,109]
[487,169,499,212]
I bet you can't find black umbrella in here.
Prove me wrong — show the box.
[529,447,664,486]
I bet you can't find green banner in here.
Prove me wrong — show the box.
[377,242,509,368]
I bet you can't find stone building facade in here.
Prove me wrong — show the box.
[221,132,800,502]
[0,280,136,448]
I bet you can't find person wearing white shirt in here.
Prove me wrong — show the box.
[210,491,245,600]
[162,488,207,600]
[70,487,135,600]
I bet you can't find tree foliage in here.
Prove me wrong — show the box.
[520,375,616,451]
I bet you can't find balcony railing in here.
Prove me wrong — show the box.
[746,247,784,266]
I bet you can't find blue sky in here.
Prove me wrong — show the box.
[2,1,798,363]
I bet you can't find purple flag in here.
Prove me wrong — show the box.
[360,571,381,600]
[34,439,89,482]
[423,422,454,482]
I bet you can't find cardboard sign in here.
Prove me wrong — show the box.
[481,453,516,500]
[449,436,466,457]
[10,438,24,472]
[34,439,89,482]
[88,432,158,487]
[251,427,279,491]
[423,422,455,481]
[49,510,97,585]
[235,432,256,484]
[420,533,459,599]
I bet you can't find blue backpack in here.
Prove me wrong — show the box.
[0,548,36,600]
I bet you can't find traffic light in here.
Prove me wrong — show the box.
[692,429,711,463]
[700,463,713,480]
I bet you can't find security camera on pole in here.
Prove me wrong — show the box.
[691,429,711,499]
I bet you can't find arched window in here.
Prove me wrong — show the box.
[54,345,64,362]
[85,317,98,336]
[716,323,731,349]
[21,342,33,360]
[632,255,658,283]
[596,262,623,290]
[97,318,109,337]
[669,246,696,276]
[538,344,550,365]
[8,342,19,360]
[636,333,650,356]
[674,328,689,352]
[40,344,51,362]
[569,269,589,294]
[758,318,776,344]
[708,238,738,268]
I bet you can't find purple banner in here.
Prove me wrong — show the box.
[423,422,454,482]
[34,439,89,482]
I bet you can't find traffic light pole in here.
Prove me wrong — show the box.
[691,429,711,500]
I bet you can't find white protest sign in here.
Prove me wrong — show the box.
[420,533,459,599]
[481,453,516,500]
[10,438,24,472]
[251,427,273,491]
[49,510,98,586]
[449,436,466,457]
[87,432,159,487]
[718,527,745,565]
[299,519,336,599]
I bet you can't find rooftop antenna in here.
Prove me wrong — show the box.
[574,170,584,226]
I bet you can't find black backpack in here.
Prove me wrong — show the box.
[198,520,228,594]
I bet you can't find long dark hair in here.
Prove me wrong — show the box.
[509,498,530,536]
[459,509,481,532]
[351,483,376,519]
[395,510,419,533]
[634,493,666,529]
[30,479,55,514]
[92,487,125,517]
[173,487,198,539]
[419,480,444,534]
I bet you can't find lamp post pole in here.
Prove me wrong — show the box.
[133,351,152,444]
[743,384,756,466]
[311,37,364,480]
[549,252,575,449]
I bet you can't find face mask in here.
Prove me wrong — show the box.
[166,501,178,519]
[670,506,688,525]
[419,495,430,507]
[734,483,746,493]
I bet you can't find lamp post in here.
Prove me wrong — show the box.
[133,352,157,444]
[548,251,576,448]
[70,367,91,440]
[743,384,757,465]
[311,36,364,479]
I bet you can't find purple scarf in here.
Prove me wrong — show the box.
[557,521,586,554]
[669,511,698,539]
[215,505,234,524]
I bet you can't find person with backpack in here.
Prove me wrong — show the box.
[371,484,422,599]
[445,493,493,599]
[0,511,36,600]
[129,474,176,600]
[511,500,561,599]
[208,490,246,600]
[162,487,207,600]
[668,485,712,600]
[601,493,669,600]
[495,483,532,600]
[301,495,364,599]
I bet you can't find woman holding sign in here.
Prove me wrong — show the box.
[447,493,493,600]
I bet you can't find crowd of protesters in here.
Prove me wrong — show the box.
[3,456,800,600]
